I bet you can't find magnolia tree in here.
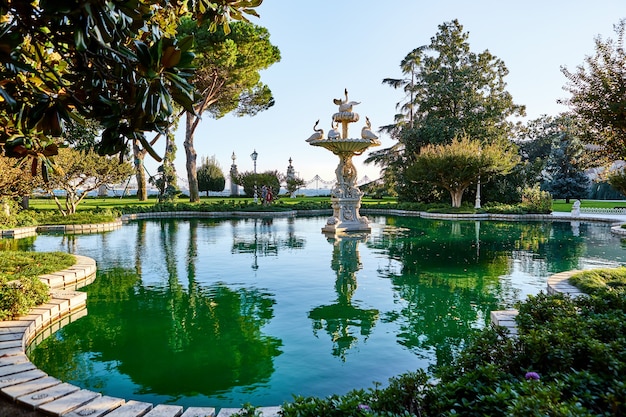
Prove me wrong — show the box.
[0,1,262,172]
[41,148,133,215]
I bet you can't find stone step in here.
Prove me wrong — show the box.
[102,400,153,417]
[63,395,125,417]
[1,375,61,400]
[37,388,101,416]
[180,407,216,417]
[217,407,281,417]
[0,369,47,389]
[143,404,184,417]
[17,382,81,409]
[0,361,36,377]
[0,353,28,367]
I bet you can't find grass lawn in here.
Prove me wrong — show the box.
[551,199,626,212]
[27,195,398,211]
[0,251,75,285]
[26,196,626,213]
[569,267,626,294]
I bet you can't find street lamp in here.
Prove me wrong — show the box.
[251,149,258,203]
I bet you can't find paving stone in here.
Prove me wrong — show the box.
[216,408,241,417]
[0,369,46,388]
[63,395,125,417]
[143,404,184,417]
[256,406,281,416]
[216,408,280,417]
[180,407,215,417]
[0,332,23,342]
[17,382,80,409]
[37,388,101,416]
[103,400,153,417]
[0,347,24,357]
[0,362,36,377]
[46,299,70,314]
[0,321,31,330]
[0,339,22,350]
[0,353,28,367]
[39,275,65,288]
[0,326,27,334]
[1,375,61,400]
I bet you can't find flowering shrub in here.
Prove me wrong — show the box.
[279,290,626,416]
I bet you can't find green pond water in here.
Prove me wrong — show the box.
[12,215,626,408]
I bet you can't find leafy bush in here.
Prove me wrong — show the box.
[0,251,74,319]
[521,185,552,214]
[0,276,49,320]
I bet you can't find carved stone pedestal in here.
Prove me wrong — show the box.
[322,196,371,234]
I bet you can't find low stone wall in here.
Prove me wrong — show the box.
[1,221,122,239]
[0,227,38,239]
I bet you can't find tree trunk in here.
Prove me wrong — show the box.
[450,188,465,208]
[185,111,199,203]
[133,141,148,201]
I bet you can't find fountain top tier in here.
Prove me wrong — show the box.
[305,89,381,155]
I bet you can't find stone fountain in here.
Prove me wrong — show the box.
[306,89,381,234]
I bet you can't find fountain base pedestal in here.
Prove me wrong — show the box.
[322,196,371,234]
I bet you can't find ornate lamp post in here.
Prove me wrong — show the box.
[230,152,239,196]
[250,149,258,203]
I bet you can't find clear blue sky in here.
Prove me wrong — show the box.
[146,0,626,188]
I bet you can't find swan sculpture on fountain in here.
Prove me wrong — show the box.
[361,117,378,142]
[306,119,325,142]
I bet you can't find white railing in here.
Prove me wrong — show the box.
[580,207,626,214]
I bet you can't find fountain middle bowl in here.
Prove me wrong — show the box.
[309,138,379,154]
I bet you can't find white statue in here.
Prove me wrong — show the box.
[328,120,341,139]
[306,119,324,142]
[333,88,360,113]
[571,199,581,217]
[361,116,378,142]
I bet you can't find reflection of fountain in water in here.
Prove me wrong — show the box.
[309,233,379,361]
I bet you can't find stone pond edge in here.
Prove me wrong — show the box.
[1,210,625,416]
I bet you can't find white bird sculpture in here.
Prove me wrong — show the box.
[361,116,378,141]
[328,120,341,139]
[306,119,324,142]
[333,88,360,113]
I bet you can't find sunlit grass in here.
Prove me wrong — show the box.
[0,251,75,285]
[569,267,626,294]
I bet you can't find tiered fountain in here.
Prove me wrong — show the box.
[306,89,381,234]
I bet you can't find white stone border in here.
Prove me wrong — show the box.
[1,221,122,239]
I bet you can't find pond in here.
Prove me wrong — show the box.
[11,215,626,408]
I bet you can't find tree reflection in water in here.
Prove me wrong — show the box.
[23,215,623,406]
[30,219,283,398]
[309,233,379,361]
